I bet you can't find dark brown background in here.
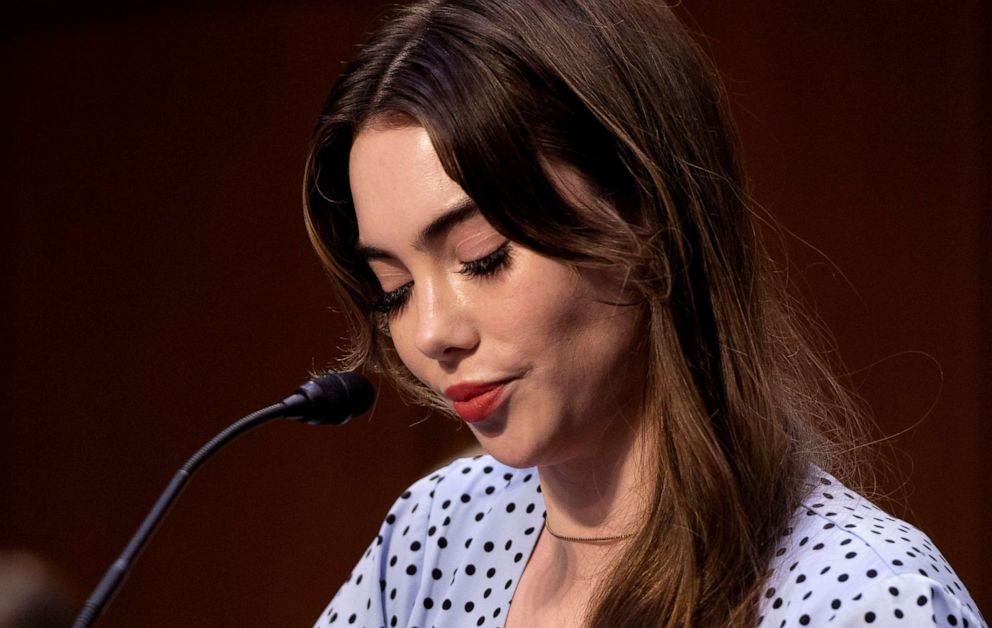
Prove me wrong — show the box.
[2,1,988,625]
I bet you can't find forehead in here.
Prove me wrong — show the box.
[349,125,468,243]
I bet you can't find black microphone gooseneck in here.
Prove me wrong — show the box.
[72,371,374,628]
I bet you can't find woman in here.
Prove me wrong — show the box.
[303,1,985,626]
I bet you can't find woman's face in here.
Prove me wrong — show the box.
[349,124,645,469]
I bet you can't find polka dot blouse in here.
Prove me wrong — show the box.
[315,455,986,627]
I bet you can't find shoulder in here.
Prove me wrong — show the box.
[758,470,987,627]
[392,454,544,537]
[314,455,545,628]
[428,454,543,511]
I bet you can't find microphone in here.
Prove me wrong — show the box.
[72,371,374,628]
[283,370,375,425]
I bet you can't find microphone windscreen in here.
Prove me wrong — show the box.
[295,371,375,425]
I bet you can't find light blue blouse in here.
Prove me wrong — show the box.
[315,455,986,627]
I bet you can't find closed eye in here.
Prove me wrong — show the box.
[370,243,513,317]
[371,281,412,315]
[459,242,512,278]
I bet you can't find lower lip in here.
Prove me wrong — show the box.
[452,384,510,423]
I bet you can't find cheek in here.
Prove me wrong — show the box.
[490,258,600,362]
[576,305,642,366]
[491,258,578,332]
[513,264,643,379]
[385,317,429,381]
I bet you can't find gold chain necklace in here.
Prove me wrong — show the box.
[544,519,635,543]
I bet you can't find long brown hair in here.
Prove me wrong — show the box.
[303,0,868,625]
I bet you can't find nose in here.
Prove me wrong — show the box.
[412,276,479,362]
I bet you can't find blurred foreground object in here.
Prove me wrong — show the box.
[0,551,77,628]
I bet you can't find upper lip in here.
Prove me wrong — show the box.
[444,379,513,402]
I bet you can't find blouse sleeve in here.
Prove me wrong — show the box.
[819,572,986,627]
[313,471,436,628]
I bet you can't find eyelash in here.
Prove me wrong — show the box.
[371,243,513,316]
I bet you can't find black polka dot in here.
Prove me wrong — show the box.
[314,461,980,628]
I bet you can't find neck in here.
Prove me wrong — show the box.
[537,412,653,565]
[504,410,653,626]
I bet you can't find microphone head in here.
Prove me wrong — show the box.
[292,371,375,425]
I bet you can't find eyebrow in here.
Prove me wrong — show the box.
[355,197,480,261]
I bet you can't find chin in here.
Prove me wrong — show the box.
[470,432,543,469]
[471,427,564,470]
[467,399,570,469]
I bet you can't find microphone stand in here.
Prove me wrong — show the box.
[72,401,287,628]
[71,371,372,627]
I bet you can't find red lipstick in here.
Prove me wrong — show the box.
[444,380,512,423]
